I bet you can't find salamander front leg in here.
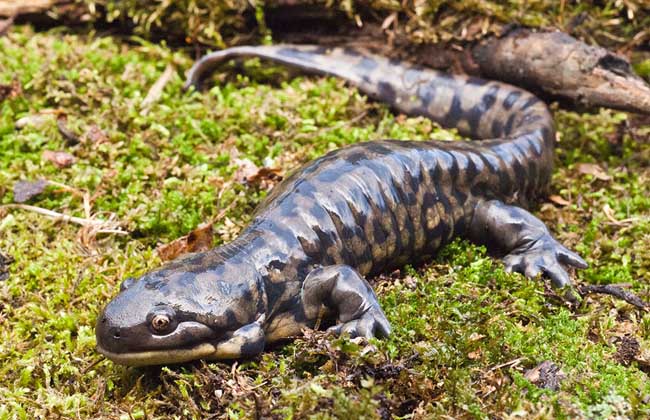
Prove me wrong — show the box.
[302,265,391,339]
[212,315,266,359]
[468,200,588,287]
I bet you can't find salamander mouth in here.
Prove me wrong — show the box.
[95,316,225,365]
[96,330,253,366]
[96,341,219,366]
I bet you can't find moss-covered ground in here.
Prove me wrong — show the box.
[1,23,650,419]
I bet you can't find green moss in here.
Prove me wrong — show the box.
[75,1,650,50]
[1,23,649,419]
[634,59,650,79]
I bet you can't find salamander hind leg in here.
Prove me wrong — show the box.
[302,265,391,339]
[468,200,588,287]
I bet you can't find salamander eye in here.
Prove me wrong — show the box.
[151,314,170,332]
[147,307,177,334]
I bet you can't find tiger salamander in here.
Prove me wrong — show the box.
[96,45,587,365]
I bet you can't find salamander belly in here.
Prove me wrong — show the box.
[255,140,492,277]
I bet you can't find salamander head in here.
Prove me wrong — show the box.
[95,253,266,366]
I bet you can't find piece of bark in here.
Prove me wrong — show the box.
[614,335,640,366]
[524,361,565,391]
[473,29,650,115]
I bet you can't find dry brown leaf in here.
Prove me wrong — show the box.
[13,179,48,203]
[635,348,650,369]
[85,125,109,144]
[548,194,571,206]
[43,150,76,168]
[57,116,80,145]
[0,78,21,101]
[233,158,283,190]
[157,222,214,261]
[468,349,482,360]
[233,158,260,184]
[247,167,283,189]
[187,223,214,250]
[577,163,611,181]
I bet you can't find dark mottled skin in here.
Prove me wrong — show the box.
[96,45,587,366]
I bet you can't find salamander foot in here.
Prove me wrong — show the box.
[302,265,391,339]
[327,307,391,339]
[503,234,588,287]
[469,200,588,288]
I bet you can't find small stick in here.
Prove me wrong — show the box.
[141,63,175,113]
[486,357,524,372]
[1,203,126,233]
[578,283,648,310]
[473,29,650,115]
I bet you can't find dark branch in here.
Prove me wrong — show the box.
[578,284,648,310]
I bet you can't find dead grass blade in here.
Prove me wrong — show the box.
[1,203,127,233]
[141,63,175,114]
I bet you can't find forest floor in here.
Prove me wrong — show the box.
[1,19,650,419]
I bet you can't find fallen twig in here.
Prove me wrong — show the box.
[473,29,650,115]
[602,204,642,227]
[1,203,127,234]
[141,63,175,114]
[578,283,648,310]
[486,357,524,373]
